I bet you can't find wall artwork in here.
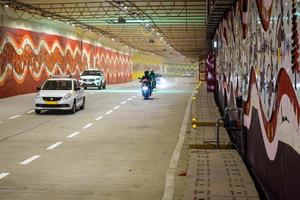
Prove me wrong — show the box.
[215,0,300,199]
[0,27,132,98]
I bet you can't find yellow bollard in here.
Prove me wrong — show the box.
[192,124,197,129]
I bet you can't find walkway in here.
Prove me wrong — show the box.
[182,82,259,200]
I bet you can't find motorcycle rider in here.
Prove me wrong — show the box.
[140,70,152,94]
[149,70,156,89]
[140,70,151,82]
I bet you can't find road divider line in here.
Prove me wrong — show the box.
[132,96,136,98]
[27,110,35,114]
[127,98,132,101]
[113,105,120,110]
[20,155,41,165]
[0,172,10,180]
[105,110,113,115]
[121,101,127,105]
[9,115,21,119]
[95,116,103,121]
[46,142,63,150]
[67,131,80,138]
[82,123,93,129]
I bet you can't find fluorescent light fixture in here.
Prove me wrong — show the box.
[4,4,9,8]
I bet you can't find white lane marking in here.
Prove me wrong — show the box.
[67,131,80,138]
[127,98,132,101]
[113,105,120,110]
[82,123,93,129]
[0,173,10,180]
[46,142,63,150]
[132,96,136,98]
[162,88,195,200]
[95,116,103,121]
[20,155,41,165]
[9,115,21,119]
[105,110,113,115]
[121,101,127,105]
[27,110,35,114]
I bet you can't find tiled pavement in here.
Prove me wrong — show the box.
[182,82,259,200]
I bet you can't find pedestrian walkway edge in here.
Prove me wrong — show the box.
[162,82,199,200]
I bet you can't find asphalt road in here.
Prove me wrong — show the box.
[0,78,194,200]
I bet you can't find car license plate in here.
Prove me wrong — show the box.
[45,101,58,105]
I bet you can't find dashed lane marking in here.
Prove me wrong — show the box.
[9,115,21,119]
[121,101,127,105]
[20,155,41,165]
[82,123,93,129]
[27,110,35,114]
[46,142,63,150]
[95,116,103,121]
[105,110,113,115]
[127,98,132,101]
[67,131,80,138]
[0,173,10,180]
[113,105,120,110]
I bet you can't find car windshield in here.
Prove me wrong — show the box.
[81,70,102,76]
[42,80,72,90]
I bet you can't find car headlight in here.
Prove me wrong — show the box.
[62,92,73,100]
[35,94,42,101]
[96,78,101,80]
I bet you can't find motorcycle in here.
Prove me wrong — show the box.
[140,78,152,99]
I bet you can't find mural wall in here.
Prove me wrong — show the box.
[215,0,300,199]
[0,26,132,99]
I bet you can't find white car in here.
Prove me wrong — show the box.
[35,76,85,114]
[79,69,106,89]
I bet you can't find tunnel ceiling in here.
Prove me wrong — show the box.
[1,0,234,62]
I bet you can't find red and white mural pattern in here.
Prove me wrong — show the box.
[215,0,300,198]
[0,27,132,98]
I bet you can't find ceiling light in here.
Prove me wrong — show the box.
[4,4,9,8]
[72,24,75,27]
[111,38,115,41]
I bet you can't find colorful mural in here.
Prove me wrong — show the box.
[215,0,300,199]
[0,26,132,98]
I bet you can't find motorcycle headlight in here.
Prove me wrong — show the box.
[63,92,73,100]
[142,86,148,91]
[35,94,42,101]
